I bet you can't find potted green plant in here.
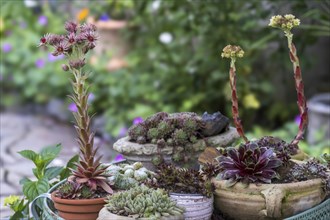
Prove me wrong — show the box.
[145,163,217,220]
[97,185,185,220]
[113,111,239,171]
[211,15,330,220]
[106,162,155,190]
[36,21,113,220]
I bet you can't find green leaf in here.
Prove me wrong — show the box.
[60,154,79,180]
[10,211,25,220]
[23,177,49,201]
[40,144,62,167]
[45,166,63,180]
[18,150,38,163]
[40,144,62,160]
[19,177,31,186]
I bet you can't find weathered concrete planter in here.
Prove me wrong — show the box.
[113,127,239,171]
[97,207,184,220]
[212,177,326,220]
[170,193,213,220]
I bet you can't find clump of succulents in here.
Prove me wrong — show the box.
[127,112,205,165]
[106,162,155,190]
[145,163,214,197]
[55,181,97,199]
[217,15,330,187]
[105,185,184,219]
[39,21,113,198]
[217,142,283,185]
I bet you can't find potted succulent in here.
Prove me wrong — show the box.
[37,22,113,220]
[211,15,330,220]
[145,163,216,220]
[106,162,155,190]
[97,185,185,220]
[113,111,239,171]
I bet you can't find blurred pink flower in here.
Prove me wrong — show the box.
[68,103,78,112]
[48,53,64,62]
[118,127,128,137]
[133,117,144,125]
[114,154,124,162]
[294,115,301,125]
[2,43,12,53]
[38,15,48,26]
[35,58,45,68]
[88,93,95,103]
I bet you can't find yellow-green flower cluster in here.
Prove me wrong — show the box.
[4,195,20,206]
[269,14,300,31]
[221,45,244,59]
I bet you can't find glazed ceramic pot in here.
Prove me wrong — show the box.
[169,193,213,220]
[97,207,184,220]
[212,177,326,220]
[51,192,106,220]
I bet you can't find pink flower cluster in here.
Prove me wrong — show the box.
[38,21,98,69]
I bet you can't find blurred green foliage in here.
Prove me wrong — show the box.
[247,121,330,159]
[1,0,328,137]
[1,1,70,107]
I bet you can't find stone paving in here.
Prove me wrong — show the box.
[0,113,116,219]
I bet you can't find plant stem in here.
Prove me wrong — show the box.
[229,58,248,143]
[72,67,94,167]
[284,31,308,146]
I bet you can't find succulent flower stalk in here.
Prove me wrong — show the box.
[221,45,248,143]
[269,15,308,146]
[39,21,112,196]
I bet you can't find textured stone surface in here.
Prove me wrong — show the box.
[113,127,239,155]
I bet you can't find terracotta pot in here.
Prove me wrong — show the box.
[51,192,106,220]
[212,178,326,220]
[97,207,184,220]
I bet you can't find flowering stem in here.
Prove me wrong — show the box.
[71,66,94,167]
[284,31,308,146]
[229,58,248,143]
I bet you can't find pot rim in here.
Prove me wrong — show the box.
[51,192,107,205]
[212,177,324,191]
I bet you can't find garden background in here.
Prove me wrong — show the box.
[0,0,329,217]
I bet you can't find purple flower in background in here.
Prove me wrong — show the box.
[2,43,12,53]
[99,13,110,21]
[118,127,128,137]
[114,154,124,162]
[88,93,95,103]
[35,58,45,68]
[133,117,144,125]
[47,53,64,62]
[0,73,3,81]
[38,15,48,26]
[20,21,27,29]
[294,115,301,125]
[68,103,78,112]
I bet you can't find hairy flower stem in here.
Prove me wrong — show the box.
[284,31,308,146]
[229,59,248,143]
[71,67,95,167]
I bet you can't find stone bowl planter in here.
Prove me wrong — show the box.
[113,127,239,171]
[97,207,184,220]
[212,177,326,220]
[169,193,213,220]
